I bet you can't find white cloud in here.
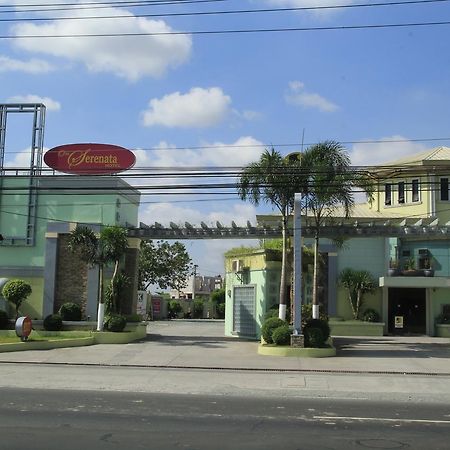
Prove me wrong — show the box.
[141,87,232,128]
[262,0,354,17]
[0,55,55,74]
[139,202,257,228]
[6,95,61,111]
[350,136,428,166]
[285,81,338,112]
[11,9,192,81]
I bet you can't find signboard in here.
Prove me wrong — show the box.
[15,316,32,341]
[394,316,404,329]
[44,143,136,175]
[152,299,161,317]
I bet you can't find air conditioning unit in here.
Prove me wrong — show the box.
[232,259,244,273]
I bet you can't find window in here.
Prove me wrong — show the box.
[441,178,449,201]
[385,184,392,205]
[398,182,405,204]
[412,179,419,202]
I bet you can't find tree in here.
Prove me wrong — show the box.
[237,148,304,320]
[138,240,193,292]
[339,268,376,320]
[301,141,373,318]
[2,279,32,318]
[68,225,129,331]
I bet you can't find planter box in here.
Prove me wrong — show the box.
[329,320,385,336]
[435,324,450,337]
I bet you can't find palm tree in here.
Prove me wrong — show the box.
[339,268,376,319]
[237,148,304,320]
[68,225,129,330]
[301,141,373,318]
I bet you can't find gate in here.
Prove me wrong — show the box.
[233,285,256,337]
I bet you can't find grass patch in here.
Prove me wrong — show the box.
[0,331,92,344]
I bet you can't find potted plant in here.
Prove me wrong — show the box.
[402,257,419,276]
[423,257,435,277]
[388,258,400,276]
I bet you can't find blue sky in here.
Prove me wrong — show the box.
[2,0,450,277]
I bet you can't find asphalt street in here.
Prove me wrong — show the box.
[0,388,449,450]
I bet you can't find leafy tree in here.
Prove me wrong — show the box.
[211,288,225,305]
[339,268,376,320]
[237,148,304,320]
[68,225,129,330]
[2,280,32,318]
[301,141,373,318]
[138,240,193,292]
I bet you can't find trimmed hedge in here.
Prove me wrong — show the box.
[304,327,324,348]
[272,325,291,346]
[104,314,127,332]
[59,302,82,321]
[0,310,9,329]
[261,317,287,344]
[43,314,63,331]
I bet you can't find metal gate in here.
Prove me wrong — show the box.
[233,285,256,337]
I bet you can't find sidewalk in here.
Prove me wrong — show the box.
[0,320,449,375]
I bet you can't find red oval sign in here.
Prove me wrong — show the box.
[44,143,136,175]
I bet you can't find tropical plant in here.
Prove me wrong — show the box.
[339,268,376,320]
[237,148,305,320]
[362,308,380,322]
[2,279,32,318]
[301,141,374,318]
[403,257,416,271]
[139,240,194,292]
[68,225,129,331]
[104,272,130,315]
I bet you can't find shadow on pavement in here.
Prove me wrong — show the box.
[334,337,450,359]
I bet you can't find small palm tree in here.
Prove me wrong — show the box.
[237,148,305,320]
[339,268,376,320]
[68,225,129,330]
[301,141,374,318]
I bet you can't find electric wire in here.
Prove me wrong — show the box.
[1,0,448,23]
[2,20,450,39]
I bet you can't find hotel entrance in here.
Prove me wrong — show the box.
[388,288,426,335]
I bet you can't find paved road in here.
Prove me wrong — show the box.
[1,388,449,450]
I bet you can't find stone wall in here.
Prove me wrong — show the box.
[54,234,89,314]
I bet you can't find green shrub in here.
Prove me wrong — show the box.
[125,313,144,322]
[264,309,279,320]
[301,304,328,329]
[261,317,286,344]
[59,302,82,321]
[104,314,127,332]
[215,302,225,319]
[0,310,9,329]
[303,318,330,341]
[362,308,380,322]
[168,300,182,318]
[272,325,291,346]
[43,314,63,331]
[193,300,204,319]
[2,279,32,317]
[304,327,325,348]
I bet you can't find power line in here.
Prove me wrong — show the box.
[1,0,447,23]
[2,20,450,39]
[2,136,450,155]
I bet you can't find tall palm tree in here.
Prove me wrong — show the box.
[68,225,129,330]
[237,148,304,320]
[301,141,373,318]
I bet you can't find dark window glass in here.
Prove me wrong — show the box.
[398,182,405,204]
[441,178,449,201]
[412,179,419,202]
[385,184,392,205]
